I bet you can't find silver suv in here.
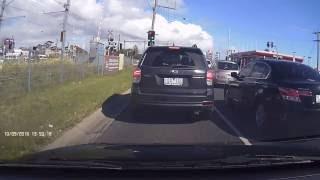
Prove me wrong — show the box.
[213,61,239,87]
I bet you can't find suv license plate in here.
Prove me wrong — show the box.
[164,78,183,86]
[316,95,320,103]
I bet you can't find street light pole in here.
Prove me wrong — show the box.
[314,32,320,71]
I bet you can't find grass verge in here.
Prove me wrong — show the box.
[0,68,132,160]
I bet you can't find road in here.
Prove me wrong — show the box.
[44,88,320,151]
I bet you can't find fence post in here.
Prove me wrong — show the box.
[96,49,100,75]
[60,62,64,83]
[27,50,32,92]
[102,55,105,76]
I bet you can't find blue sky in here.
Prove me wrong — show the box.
[183,0,320,66]
[3,0,319,67]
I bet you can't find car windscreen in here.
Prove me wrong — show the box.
[142,48,206,69]
[217,62,239,70]
[273,63,320,81]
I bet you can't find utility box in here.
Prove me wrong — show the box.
[119,54,124,70]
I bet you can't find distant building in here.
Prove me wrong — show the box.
[44,41,54,48]
[5,48,28,60]
[69,44,89,63]
[229,50,304,69]
[1,38,15,56]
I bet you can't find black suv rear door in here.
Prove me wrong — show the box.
[228,62,255,103]
[243,62,271,106]
[139,47,208,95]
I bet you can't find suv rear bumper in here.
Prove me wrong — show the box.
[269,100,320,121]
[285,102,320,112]
[131,86,214,109]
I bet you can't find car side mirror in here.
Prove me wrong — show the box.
[231,72,239,79]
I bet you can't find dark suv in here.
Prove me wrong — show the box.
[131,46,214,113]
[225,59,320,130]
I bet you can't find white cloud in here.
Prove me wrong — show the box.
[1,0,213,51]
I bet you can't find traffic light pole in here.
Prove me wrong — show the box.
[149,0,175,46]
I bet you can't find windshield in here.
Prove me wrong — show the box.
[2,0,320,173]
[217,62,239,70]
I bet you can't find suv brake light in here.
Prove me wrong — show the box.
[133,68,141,83]
[298,90,313,97]
[206,70,215,86]
[278,87,312,102]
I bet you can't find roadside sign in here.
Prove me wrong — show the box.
[105,55,120,72]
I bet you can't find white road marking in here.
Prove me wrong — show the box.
[214,107,253,146]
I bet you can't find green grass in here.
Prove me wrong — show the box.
[0,62,97,100]
[0,68,132,160]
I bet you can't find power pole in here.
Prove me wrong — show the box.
[118,33,121,52]
[314,32,320,70]
[0,0,23,35]
[228,28,230,55]
[61,0,70,62]
[0,0,6,33]
[60,0,70,83]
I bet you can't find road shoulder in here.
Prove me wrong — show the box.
[42,89,131,151]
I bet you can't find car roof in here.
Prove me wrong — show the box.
[146,46,201,51]
[253,59,302,66]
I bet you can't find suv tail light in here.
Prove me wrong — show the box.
[206,70,215,86]
[278,87,312,102]
[133,68,141,83]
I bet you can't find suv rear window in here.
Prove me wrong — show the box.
[273,63,320,81]
[141,47,206,69]
[217,62,239,70]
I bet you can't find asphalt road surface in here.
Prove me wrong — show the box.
[45,88,320,150]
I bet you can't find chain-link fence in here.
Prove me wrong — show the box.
[0,52,140,100]
[0,60,105,100]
